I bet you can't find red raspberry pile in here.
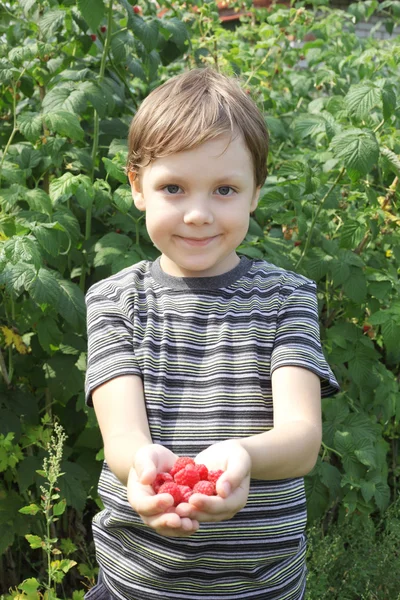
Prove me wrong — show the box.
[152,456,225,507]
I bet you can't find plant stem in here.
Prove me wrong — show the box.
[0,348,10,386]
[295,167,346,271]
[81,1,113,292]
[0,81,18,190]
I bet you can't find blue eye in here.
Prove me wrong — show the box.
[218,186,233,196]
[164,185,181,194]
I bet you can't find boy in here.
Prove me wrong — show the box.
[85,67,339,599]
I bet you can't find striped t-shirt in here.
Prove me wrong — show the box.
[85,256,340,600]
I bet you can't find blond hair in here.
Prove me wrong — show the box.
[126,67,269,188]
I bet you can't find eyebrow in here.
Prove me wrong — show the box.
[153,173,245,184]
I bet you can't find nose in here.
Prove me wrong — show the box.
[183,198,214,226]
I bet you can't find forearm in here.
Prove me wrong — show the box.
[238,421,322,480]
[104,431,152,487]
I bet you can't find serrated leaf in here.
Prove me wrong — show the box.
[37,316,63,352]
[33,224,62,257]
[17,113,43,143]
[19,504,41,516]
[292,114,326,139]
[113,187,133,213]
[361,480,375,503]
[49,173,80,202]
[44,111,84,142]
[380,81,396,120]
[57,279,86,329]
[53,499,67,516]
[79,81,107,117]
[343,266,367,303]
[24,189,53,216]
[354,439,377,468]
[94,232,132,267]
[27,268,62,306]
[334,430,355,455]
[304,471,329,519]
[77,0,105,33]
[0,58,19,84]
[0,262,36,296]
[345,82,381,119]
[18,578,40,594]
[25,534,44,549]
[103,158,127,183]
[3,236,42,270]
[158,17,189,50]
[42,84,87,115]
[380,147,400,177]
[39,9,65,38]
[374,481,390,511]
[330,129,379,176]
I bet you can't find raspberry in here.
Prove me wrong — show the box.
[133,5,141,13]
[174,465,200,488]
[177,485,192,502]
[158,482,183,506]
[100,26,107,33]
[170,456,195,476]
[193,463,208,480]
[152,472,173,493]
[192,481,216,496]
[208,469,224,484]
[90,34,97,41]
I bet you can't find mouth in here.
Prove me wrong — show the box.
[177,235,219,246]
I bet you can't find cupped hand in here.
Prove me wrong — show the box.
[127,443,200,537]
[176,439,251,523]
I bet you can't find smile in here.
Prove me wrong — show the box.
[177,235,219,246]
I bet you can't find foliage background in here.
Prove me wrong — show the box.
[0,0,399,597]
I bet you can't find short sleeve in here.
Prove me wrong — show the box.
[270,281,340,398]
[85,287,142,407]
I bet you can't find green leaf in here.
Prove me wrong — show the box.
[94,232,133,267]
[374,481,390,511]
[345,82,381,120]
[0,263,36,296]
[24,189,53,216]
[103,158,127,183]
[343,266,367,303]
[354,439,377,468]
[17,113,43,143]
[77,0,105,33]
[292,114,326,139]
[19,504,41,516]
[27,268,62,306]
[361,480,375,503]
[3,236,42,270]
[37,316,63,352]
[380,147,400,177]
[53,499,67,516]
[42,83,87,114]
[113,187,133,213]
[380,81,397,120]
[128,14,160,53]
[25,534,44,549]
[158,17,189,50]
[79,81,107,117]
[33,224,62,257]
[18,578,41,594]
[57,279,86,330]
[304,470,329,519]
[39,9,65,38]
[49,173,80,202]
[0,58,19,84]
[330,129,379,177]
[44,111,84,142]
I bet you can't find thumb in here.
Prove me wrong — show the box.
[134,446,157,485]
[217,446,251,498]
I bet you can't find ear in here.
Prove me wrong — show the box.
[128,171,146,211]
[250,186,261,213]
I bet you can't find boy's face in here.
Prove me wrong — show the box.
[128,132,261,278]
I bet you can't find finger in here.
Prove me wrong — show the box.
[134,449,158,485]
[217,451,251,497]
